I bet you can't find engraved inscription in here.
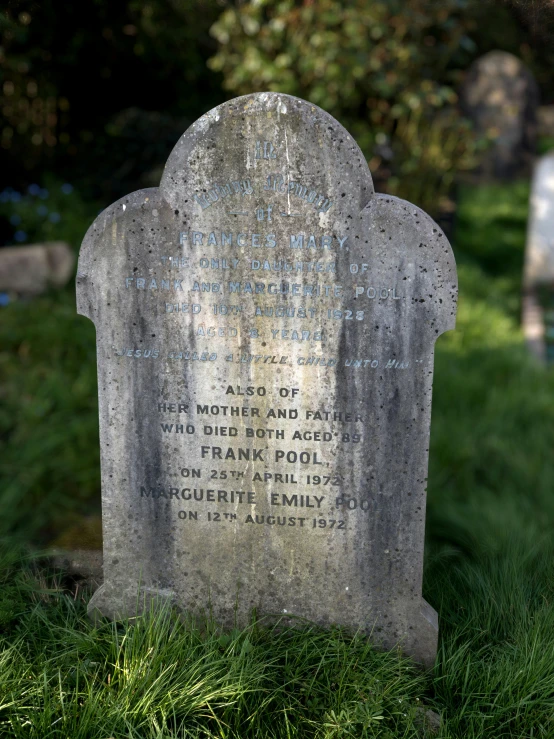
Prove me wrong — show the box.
[77,92,457,668]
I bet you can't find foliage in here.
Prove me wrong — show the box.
[0,287,99,538]
[0,177,97,247]
[428,539,554,737]
[0,180,100,537]
[1,0,552,209]
[427,181,554,553]
[452,181,530,279]
[2,1,554,733]
[1,0,553,206]
[0,556,432,738]
[423,180,554,734]
[0,0,222,198]
[2,176,554,736]
[209,0,483,213]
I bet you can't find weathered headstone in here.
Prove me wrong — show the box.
[77,93,457,668]
[461,51,538,179]
[523,152,554,363]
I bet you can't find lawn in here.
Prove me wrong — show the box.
[1,181,554,737]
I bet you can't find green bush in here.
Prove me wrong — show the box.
[0,1,222,198]
[0,288,99,537]
[0,178,97,249]
[209,0,481,213]
[0,181,100,537]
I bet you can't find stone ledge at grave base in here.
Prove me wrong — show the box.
[50,549,103,590]
[87,582,438,669]
[77,91,457,672]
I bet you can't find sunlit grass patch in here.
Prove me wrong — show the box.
[0,552,434,739]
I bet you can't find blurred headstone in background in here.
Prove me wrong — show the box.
[461,51,539,180]
[0,241,74,296]
[523,153,554,363]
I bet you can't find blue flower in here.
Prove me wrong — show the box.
[39,189,49,200]
[28,184,41,196]
[61,183,73,194]
[0,192,9,203]
[14,230,27,243]
[49,212,61,223]
[0,293,10,307]
[10,192,22,203]
[37,205,48,216]
[9,214,22,226]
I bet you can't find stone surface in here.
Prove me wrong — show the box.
[0,241,74,295]
[415,707,441,735]
[77,93,457,668]
[537,105,554,139]
[523,153,554,363]
[461,51,538,179]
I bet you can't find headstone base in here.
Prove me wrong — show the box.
[87,582,174,623]
[88,582,438,668]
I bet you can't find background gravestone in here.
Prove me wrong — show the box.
[77,92,457,668]
[0,241,74,296]
[523,153,554,363]
[461,50,539,180]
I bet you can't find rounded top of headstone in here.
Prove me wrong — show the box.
[160,92,374,215]
[472,50,527,75]
[462,50,539,108]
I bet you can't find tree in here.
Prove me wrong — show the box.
[208,0,493,212]
[0,0,222,198]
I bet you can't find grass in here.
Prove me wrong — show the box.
[0,288,99,538]
[2,180,554,736]
[0,557,433,738]
[0,181,100,539]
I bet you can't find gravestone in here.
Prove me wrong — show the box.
[523,153,554,363]
[77,93,457,668]
[461,51,538,179]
